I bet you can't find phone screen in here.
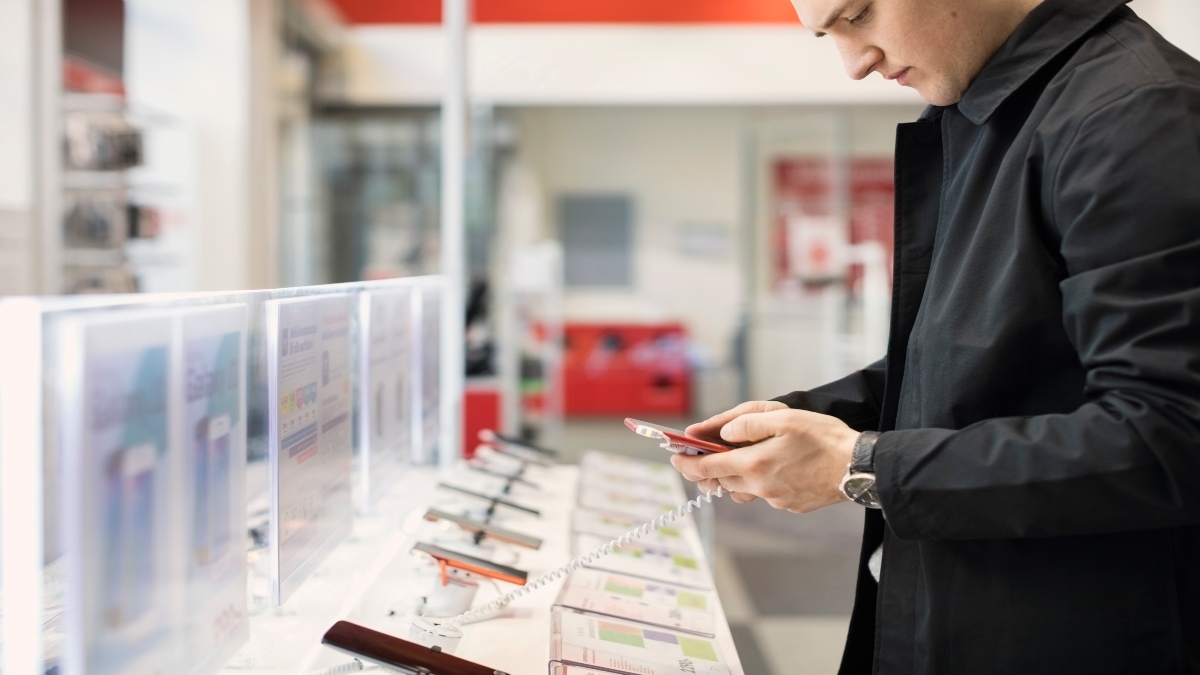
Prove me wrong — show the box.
[624,418,742,454]
[422,508,543,549]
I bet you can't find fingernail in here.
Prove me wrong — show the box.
[720,425,732,440]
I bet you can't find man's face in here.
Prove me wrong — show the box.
[792,0,1033,106]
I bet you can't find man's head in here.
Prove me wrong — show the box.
[792,0,1045,106]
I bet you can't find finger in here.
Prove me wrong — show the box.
[720,409,787,444]
[672,449,753,482]
[686,401,786,438]
[697,478,723,494]
[711,475,748,493]
[730,492,758,504]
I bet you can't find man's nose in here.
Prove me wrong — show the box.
[837,40,882,81]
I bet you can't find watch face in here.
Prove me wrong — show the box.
[843,476,874,498]
[840,473,882,509]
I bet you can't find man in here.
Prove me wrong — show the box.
[671,0,1200,672]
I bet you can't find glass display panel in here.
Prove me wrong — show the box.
[417,284,442,464]
[356,288,416,513]
[58,311,176,675]
[180,305,249,674]
[266,294,355,607]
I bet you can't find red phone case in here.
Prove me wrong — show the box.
[624,418,739,454]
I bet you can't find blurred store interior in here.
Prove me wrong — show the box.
[2,1,1198,673]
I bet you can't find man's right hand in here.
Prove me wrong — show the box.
[684,400,788,504]
[685,400,789,439]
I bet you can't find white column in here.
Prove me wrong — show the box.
[439,0,468,465]
[0,0,38,294]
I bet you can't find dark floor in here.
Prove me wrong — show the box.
[564,418,861,675]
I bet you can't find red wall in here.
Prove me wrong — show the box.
[329,0,799,24]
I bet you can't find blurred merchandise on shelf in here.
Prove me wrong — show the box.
[63,265,139,294]
[498,242,564,447]
[63,192,128,249]
[466,277,496,376]
[563,323,691,417]
[64,110,143,171]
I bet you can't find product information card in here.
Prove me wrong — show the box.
[574,533,711,590]
[551,610,730,675]
[555,569,717,637]
[267,294,355,605]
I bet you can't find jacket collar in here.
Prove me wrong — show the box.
[957,0,1131,125]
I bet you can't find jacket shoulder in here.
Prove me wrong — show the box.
[1052,9,1200,109]
[1035,10,1200,165]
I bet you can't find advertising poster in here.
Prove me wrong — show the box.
[267,294,355,606]
[356,288,413,512]
[180,305,248,674]
[60,313,177,675]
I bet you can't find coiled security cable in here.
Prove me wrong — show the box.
[441,486,726,629]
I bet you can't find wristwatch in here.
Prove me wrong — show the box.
[839,431,882,509]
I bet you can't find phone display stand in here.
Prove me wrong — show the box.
[407,618,464,652]
[418,566,480,618]
[662,439,709,456]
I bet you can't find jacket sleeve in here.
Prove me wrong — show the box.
[772,357,886,432]
[876,83,1200,540]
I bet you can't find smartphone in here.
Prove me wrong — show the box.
[465,462,539,489]
[478,429,558,458]
[437,482,541,516]
[423,507,543,549]
[479,442,554,467]
[322,620,510,675]
[624,418,742,455]
[412,542,529,586]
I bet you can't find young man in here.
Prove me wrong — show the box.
[672,0,1200,672]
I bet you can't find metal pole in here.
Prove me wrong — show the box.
[439,0,468,466]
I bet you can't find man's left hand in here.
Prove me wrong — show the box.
[670,408,860,513]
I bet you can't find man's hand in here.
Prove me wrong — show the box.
[672,406,859,513]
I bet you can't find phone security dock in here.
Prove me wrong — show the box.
[408,616,464,653]
[418,565,479,618]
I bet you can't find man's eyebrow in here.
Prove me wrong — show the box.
[813,0,854,37]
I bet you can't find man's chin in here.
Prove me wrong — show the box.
[915,83,965,107]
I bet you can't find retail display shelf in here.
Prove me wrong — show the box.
[222,457,745,675]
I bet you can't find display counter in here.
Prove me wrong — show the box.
[226,452,744,675]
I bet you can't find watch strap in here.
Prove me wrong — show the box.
[851,431,881,473]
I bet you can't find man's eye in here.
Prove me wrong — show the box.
[848,7,870,25]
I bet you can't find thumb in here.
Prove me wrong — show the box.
[720,410,782,444]
[686,400,786,438]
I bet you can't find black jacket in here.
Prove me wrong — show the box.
[774,1,1200,673]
